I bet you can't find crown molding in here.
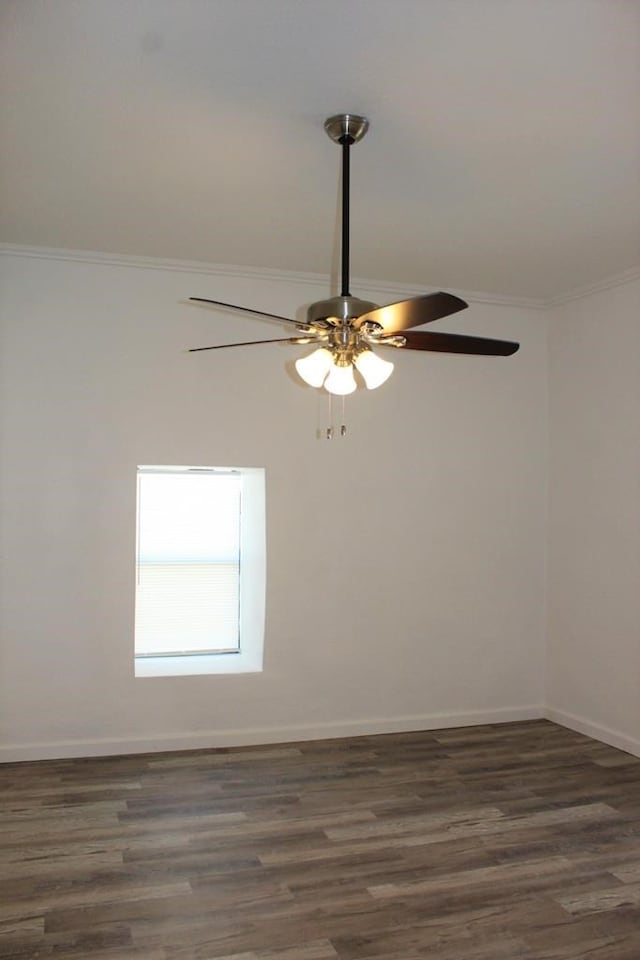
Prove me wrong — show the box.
[0,243,544,310]
[3,243,638,309]
[545,264,640,308]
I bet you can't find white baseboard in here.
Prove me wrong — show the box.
[545,706,640,759]
[5,705,638,765]
[0,704,544,763]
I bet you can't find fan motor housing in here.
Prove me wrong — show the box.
[306,295,379,326]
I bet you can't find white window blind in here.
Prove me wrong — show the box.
[135,468,242,657]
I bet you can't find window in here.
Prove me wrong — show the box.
[134,465,265,677]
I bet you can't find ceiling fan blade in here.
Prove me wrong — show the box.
[190,297,310,330]
[356,292,468,334]
[378,330,520,356]
[189,337,310,353]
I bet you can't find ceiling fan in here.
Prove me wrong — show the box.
[189,114,519,396]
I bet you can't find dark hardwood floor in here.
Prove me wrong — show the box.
[2,720,640,959]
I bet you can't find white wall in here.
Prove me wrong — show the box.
[0,251,547,760]
[546,275,640,754]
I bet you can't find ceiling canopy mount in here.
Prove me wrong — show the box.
[323,113,370,145]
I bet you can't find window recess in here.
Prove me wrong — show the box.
[134,465,265,677]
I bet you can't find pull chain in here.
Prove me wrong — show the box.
[326,393,333,440]
[324,392,348,439]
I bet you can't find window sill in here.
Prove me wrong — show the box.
[135,651,263,677]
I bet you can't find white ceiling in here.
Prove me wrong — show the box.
[1,0,639,300]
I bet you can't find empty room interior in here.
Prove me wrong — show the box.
[1,1,640,957]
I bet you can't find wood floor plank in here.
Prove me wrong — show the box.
[3,719,640,958]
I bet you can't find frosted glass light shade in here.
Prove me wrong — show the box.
[354,350,394,389]
[295,348,333,387]
[324,361,357,396]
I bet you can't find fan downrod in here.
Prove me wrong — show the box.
[324,113,369,144]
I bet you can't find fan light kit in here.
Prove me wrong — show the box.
[189,114,519,427]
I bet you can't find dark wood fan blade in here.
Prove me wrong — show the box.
[189,338,308,353]
[378,330,520,356]
[189,297,310,330]
[356,292,468,334]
